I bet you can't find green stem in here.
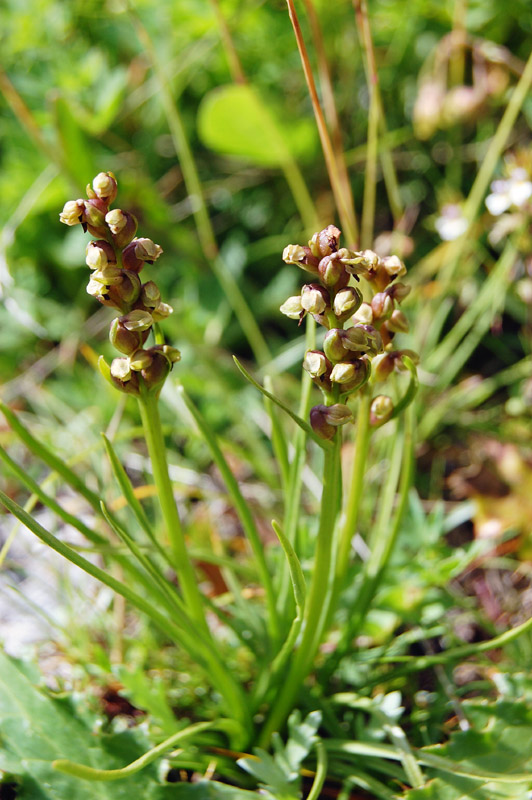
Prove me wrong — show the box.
[336,389,371,586]
[259,434,342,744]
[137,388,207,630]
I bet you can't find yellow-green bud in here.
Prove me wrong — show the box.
[330,362,359,384]
[91,266,124,285]
[371,292,394,321]
[303,350,329,378]
[105,209,137,247]
[92,171,118,204]
[351,303,373,325]
[301,284,328,315]
[85,240,116,270]
[282,244,320,274]
[334,287,362,318]
[381,255,406,279]
[371,353,394,382]
[141,281,161,309]
[86,278,107,299]
[151,302,173,322]
[370,395,394,427]
[129,349,153,371]
[134,238,163,263]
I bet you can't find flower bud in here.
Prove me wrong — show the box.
[85,240,116,270]
[91,266,124,285]
[122,238,164,272]
[371,353,394,382]
[371,292,394,321]
[370,395,394,427]
[310,403,352,439]
[318,254,350,289]
[86,278,108,300]
[345,249,379,273]
[330,361,359,384]
[301,284,329,315]
[129,349,153,371]
[387,309,409,333]
[351,302,373,325]
[381,255,406,279]
[333,287,362,318]
[120,309,153,332]
[280,296,304,320]
[343,325,383,356]
[303,350,329,378]
[105,209,138,248]
[110,318,144,355]
[60,199,85,226]
[111,357,132,381]
[151,301,173,322]
[282,244,320,274]
[107,270,142,311]
[109,357,140,395]
[323,329,347,362]
[385,282,411,303]
[308,225,341,258]
[141,281,161,309]
[83,199,107,236]
[153,344,181,364]
[92,171,118,204]
[332,358,369,393]
[141,350,171,391]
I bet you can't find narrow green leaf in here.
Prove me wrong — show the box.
[390,356,419,419]
[0,445,106,545]
[271,520,306,612]
[232,357,332,450]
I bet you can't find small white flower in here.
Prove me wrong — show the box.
[485,168,532,216]
[435,204,468,241]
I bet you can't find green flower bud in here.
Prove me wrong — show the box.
[154,344,181,364]
[120,309,153,331]
[301,284,329,315]
[60,199,85,226]
[92,171,118,204]
[381,255,406,279]
[107,270,142,311]
[371,353,394,382]
[280,296,304,320]
[109,318,143,355]
[83,200,107,235]
[342,324,383,356]
[122,238,164,272]
[323,329,347,362]
[141,351,171,392]
[318,254,350,289]
[308,225,341,258]
[333,287,362,318]
[370,395,394,427]
[91,266,124,285]
[282,244,320,275]
[385,282,411,303]
[344,249,379,272]
[151,301,173,322]
[141,281,161,309]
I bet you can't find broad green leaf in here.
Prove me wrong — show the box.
[197,84,315,167]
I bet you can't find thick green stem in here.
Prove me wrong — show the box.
[137,388,207,630]
[259,434,342,745]
[336,389,371,586]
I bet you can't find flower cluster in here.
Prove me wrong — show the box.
[280,225,416,439]
[60,172,180,395]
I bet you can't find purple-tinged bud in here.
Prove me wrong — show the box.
[371,292,394,321]
[309,225,341,258]
[370,395,394,427]
[151,302,173,322]
[351,303,373,325]
[141,350,171,391]
[105,209,138,248]
[344,249,379,275]
[332,358,369,393]
[109,318,143,356]
[385,282,411,303]
[60,199,85,226]
[141,281,161,309]
[387,309,409,333]
[301,284,329,315]
[310,403,352,439]
[330,362,358,384]
[282,244,320,275]
[86,240,116,270]
[83,199,108,236]
[318,254,350,289]
[280,296,304,320]
[323,329,347,362]
[109,357,140,395]
[122,238,163,272]
[92,171,118,204]
[107,270,142,311]
[152,344,181,364]
[333,287,362,318]
[303,350,329,378]
[120,309,153,332]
